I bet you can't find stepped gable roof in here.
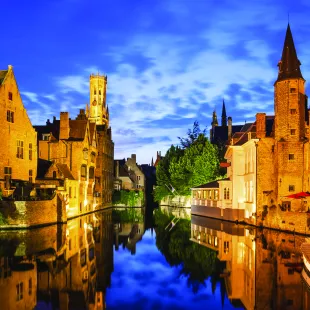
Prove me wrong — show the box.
[37,159,53,179]
[56,164,74,180]
[0,70,8,85]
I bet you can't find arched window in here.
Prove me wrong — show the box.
[81,165,87,178]
[94,88,97,95]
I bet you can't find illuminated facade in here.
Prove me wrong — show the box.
[0,65,37,196]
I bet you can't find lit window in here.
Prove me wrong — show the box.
[7,110,14,123]
[224,188,230,200]
[83,149,88,160]
[17,140,24,158]
[214,190,219,200]
[16,282,23,301]
[290,109,297,114]
[224,241,229,254]
[81,165,87,178]
[29,170,33,183]
[42,134,50,141]
[8,92,13,101]
[29,143,32,160]
[290,129,296,135]
[289,185,295,192]
[289,154,295,160]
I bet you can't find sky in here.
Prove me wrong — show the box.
[2,0,310,164]
[105,229,238,310]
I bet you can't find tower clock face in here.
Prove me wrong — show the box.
[92,100,97,106]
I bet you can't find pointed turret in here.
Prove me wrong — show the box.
[221,99,227,127]
[277,24,303,82]
[211,111,218,128]
[151,157,154,166]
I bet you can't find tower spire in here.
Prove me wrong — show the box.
[276,24,303,82]
[211,110,218,127]
[221,99,227,127]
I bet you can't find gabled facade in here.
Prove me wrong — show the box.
[0,65,37,196]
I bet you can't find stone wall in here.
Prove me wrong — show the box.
[0,194,67,229]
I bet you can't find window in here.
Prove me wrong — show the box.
[81,165,87,178]
[94,89,97,95]
[4,167,12,189]
[289,154,295,160]
[290,129,296,135]
[224,241,229,254]
[29,170,33,183]
[289,185,295,192]
[16,282,23,301]
[53,171,56,178]
[214,190,219,200]
[290,88,296,93]
[290,109,297,114]
[8,92,13,100]
[69,187,72,198]
[137,175,141,181]
[89,167,94,179]
[90,152,96,163]
[288,268,294,275]
[29,278,32,295]
[16,140,24,158]
[83,149,88,160]
[214,236,218,247]
[7,110,14,123]
[224,188,230,200]
[29,143,32,160]
[42,134,50,141]
[283,201,291,211]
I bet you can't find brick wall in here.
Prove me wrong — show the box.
[0,194,67,228]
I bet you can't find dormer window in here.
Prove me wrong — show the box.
[42,134,50,141]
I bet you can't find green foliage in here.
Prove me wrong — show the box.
[178,121,207,149]
[155,126,220,200]
[154,209,217,293]
[112,190,144,207]
[112,208,144,223]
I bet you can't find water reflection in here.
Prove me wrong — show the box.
[191,214,309,310]
[0,210,114,310]
[1,207,310,309]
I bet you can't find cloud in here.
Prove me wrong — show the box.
[56,75,88,94]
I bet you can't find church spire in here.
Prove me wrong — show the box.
[221,99,227,127]
[277,24,303,82]
[211,110,218,128]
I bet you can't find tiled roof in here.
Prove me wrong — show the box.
[192,180,220,189]
[37,159,53,179]
[68,120,87,140]
[56,164,74,180]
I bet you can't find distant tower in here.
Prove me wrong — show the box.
[211,111,218,128]
[88,73,109,126]
[221,99,227,127]
[274,24,305,141]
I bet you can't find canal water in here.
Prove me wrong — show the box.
[0,207,309,309]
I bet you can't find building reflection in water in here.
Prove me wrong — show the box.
[0,210,114,310]
[190,215,308,310]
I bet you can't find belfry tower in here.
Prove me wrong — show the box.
[88,73,109,126]
[274,24,306,142]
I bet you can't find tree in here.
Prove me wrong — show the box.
[178,121,207,149]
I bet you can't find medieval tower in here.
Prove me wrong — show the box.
[274,24,308,200]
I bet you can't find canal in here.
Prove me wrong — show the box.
[0,207,309,309]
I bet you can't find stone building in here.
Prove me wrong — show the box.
[0,65,37,197]
[192,24,310,233]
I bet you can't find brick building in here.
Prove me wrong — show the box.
[192,24,310,233]
[0,65,37,197]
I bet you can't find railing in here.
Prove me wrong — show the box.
[192,198,218,207]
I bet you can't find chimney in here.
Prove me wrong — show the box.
[59,112,70,140]
[131,154,136,164]
[116,161,119,178]
[228,117,232,140]
[256,113,266,138]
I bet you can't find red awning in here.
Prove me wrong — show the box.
[220,162,231,168]
[285,192,310,199]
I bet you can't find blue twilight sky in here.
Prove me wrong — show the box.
[105,229,239,310]
[2,0,310,164]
